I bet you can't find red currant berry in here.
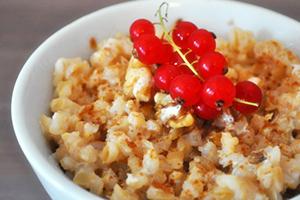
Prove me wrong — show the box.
[154,64,186,91]
[130,19,155,41]
[133,34,163,65]
[169,74,203,107]
[172,21,197,48]
[188,29,216,56]
[158,42,174,64]
[194,99,222,120]
[195,51,228,79]
[178,65,194,75]
[170,49,197,67]
[233,81,262,114]
[202,75,236,109]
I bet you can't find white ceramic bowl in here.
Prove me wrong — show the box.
[11,0,300,199]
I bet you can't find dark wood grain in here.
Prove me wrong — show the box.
[0,0,299,199]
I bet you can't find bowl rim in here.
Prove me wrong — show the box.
[11,0,300,199]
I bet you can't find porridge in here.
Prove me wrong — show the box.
[40,6,300,200]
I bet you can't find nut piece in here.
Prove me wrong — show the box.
[123,57,152,102]
[154,93,174,106]
[248,150,266,164]
[155,92,194,129]
[169,114,195,129]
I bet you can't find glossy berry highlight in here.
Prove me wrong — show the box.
[172,21,198,48]
[195,51,228,79]
[133,34,163,65]
[188,29,216,56]
[130,19,155,41]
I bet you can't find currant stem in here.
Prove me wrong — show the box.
[156,2,204,81]
[234,98,259,107]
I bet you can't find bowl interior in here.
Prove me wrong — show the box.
[11,0,300,199]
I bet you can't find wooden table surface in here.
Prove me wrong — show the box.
[1,0,300,199]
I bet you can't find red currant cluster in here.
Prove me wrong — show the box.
[129,8,262,120]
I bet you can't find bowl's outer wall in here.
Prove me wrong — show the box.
[11,0,300,199]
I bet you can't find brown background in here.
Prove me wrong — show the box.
[1,0,300,199]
